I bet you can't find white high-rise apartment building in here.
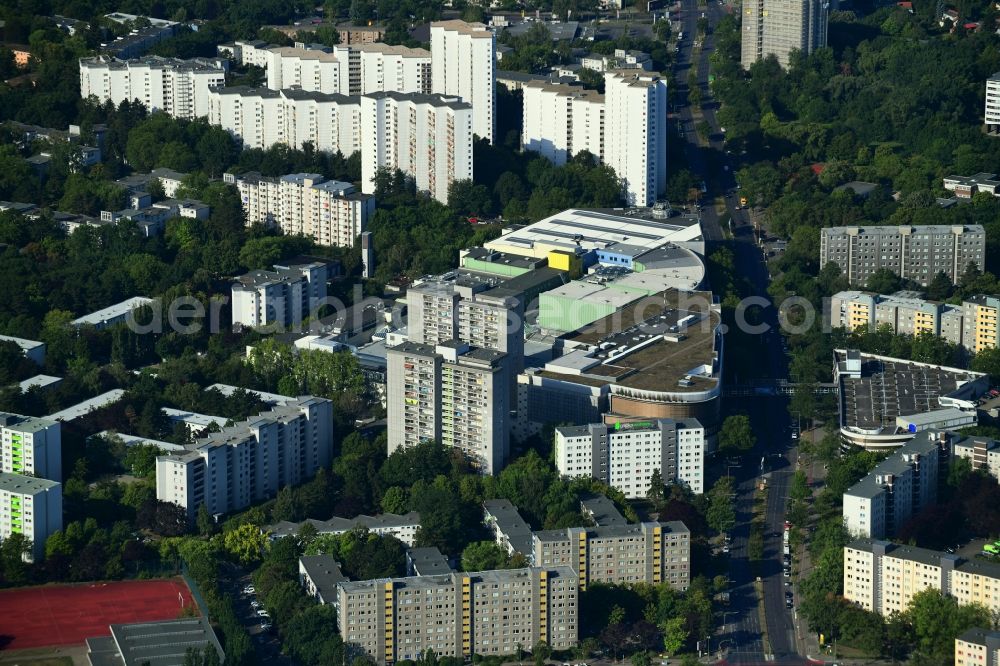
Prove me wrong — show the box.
[231,260,329,329]
[741,0,829,69]
[226,171,375,247]
[387,341,508,474]
[521,82,604,165]
[80,55,225,119]
[360,92,473,204]
[604,70,667,207]
[264,47,342,93]
[842,432,946,539]
[0,412,61,481]
[0,472,62,561]
[406,279,525,374]
[431,20,495,142]
[554,419,706,497]
[155,397,333,520]
[262,44,431,96]
[986,73,1000,132]
[207,86,362,154]
[332,43,432,95]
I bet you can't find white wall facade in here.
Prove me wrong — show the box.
[0,474,62,561]
[360,93,473,204]
[522,83,604,166]
[265,47,342,93]
[230,172,375,247]
[80,56,225,120]
[0,415,61,481]
[604,71,667,207]
[208,87,362,154]
[554,420,706,498]
[987,75,1000,127]
[431,20,495,142]
[156,398,333,520]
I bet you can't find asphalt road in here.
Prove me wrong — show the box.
[219,561,302,665]
[672,3,807,663]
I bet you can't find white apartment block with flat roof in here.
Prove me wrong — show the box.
[987,73,1000,132]
[231,260,328,329]
[842,431,946,539]
[226,171,375,247]
[522,81,604,166]
[155,397,332,520]
[845,539,1000,617]
[406,278,525,374]
[360,92,473,204]
[386,341,508,474]
[820,225,986,287]
[336,566,577,663]
[207,86,362,154]
[555,419,707,496]
[0,412,61,481]
[263,43,431,96]
[603,70,667,207]
[0,472,62,561]
[264,47,342,93]
[335,43,432,95]
[741,0,829,69]
[431,20,495,143]
[80,55,225,119]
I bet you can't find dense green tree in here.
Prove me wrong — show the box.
[718,414,756,455]
[223,522,269,565]
[461,541,511,572]
[906,589,990,663]
[705,477,736,533]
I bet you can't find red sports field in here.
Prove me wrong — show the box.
[0,579,196,650]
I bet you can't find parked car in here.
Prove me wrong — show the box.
[783,569,791,577]
[243,585,255,595]
[256,609,270,618]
